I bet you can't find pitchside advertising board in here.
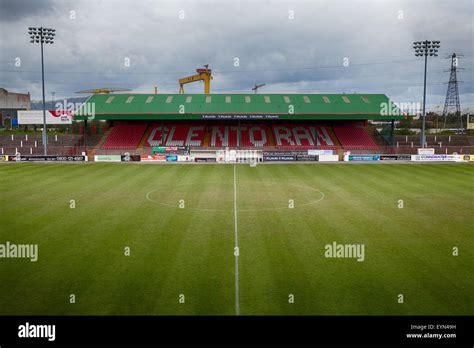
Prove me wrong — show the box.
[262,154,339,162]
[17,110,73,124]
[308,150,334,156]
[343,154,473,162]
[344,154,411,161]
[263,151,302,162]
[318,154,339,162]
[141,155,166,162]
[379,155,412,161]
[462,155,474,161]
[94,155,122,162]
[296,154,318,161]
[121,155,141,162]
[264,155,297,161]
[411,154,468,162]
[195,157,217,162]
[8,155,86,162]
[263,149,338,162]
[346,155,381,161]
[93,154,191,162]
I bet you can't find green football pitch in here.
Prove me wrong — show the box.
[0,163,472,315]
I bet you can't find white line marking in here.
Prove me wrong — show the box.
[145,182,325,212]
[233,164,240,316]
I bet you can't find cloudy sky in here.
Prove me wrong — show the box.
[0,0,473,110]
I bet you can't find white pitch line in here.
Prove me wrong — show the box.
[233,164,240,316]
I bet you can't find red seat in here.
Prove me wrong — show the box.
[101,122,147,150]
[333,127,378,150]
[271,124,337,148]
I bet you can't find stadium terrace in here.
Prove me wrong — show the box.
[68,93,404,158]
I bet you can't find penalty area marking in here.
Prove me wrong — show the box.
[145,182,325,212]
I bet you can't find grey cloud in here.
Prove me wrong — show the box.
[0,0,472,110]
[0,0,55,21]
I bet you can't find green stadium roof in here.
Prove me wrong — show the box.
[74,93,404,121]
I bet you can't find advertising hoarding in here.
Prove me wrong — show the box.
[296,155,317,161]
[318,154,339,162]
[121,155,141,162]
[379,155,412,161]
[9,155,86,162]
[347,155,380,161]
[18,110,73,125]
[308,149,334,156]
[94,155,121,162]
[411,155,457,162]
[263,155,296,161]
[461,155,474,161]
[141,155,166,162]
[195,158,217,162]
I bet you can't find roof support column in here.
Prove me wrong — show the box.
[390,119,394,146]
[160,121,164,146]
[83,119,88,150]
[237,120,241,149]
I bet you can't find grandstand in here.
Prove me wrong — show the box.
[71,93,401,155]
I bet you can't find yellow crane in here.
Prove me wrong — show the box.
[76,88,132,94]
[179,65,212,94]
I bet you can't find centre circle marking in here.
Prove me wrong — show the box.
[145,181,325,212]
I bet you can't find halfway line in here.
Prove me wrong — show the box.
[233,164,240,316]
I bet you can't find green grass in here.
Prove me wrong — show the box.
[0,163,473,315]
